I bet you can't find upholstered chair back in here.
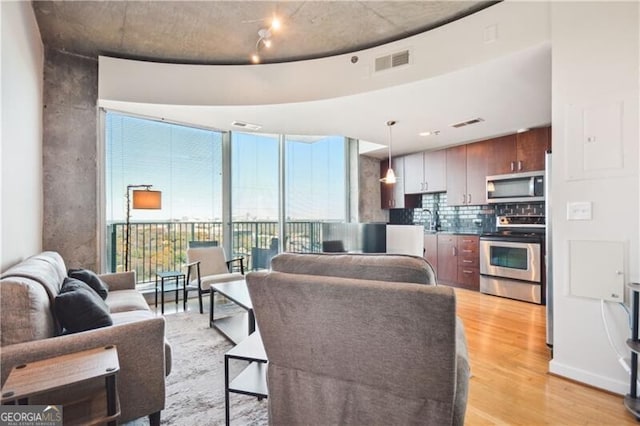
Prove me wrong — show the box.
[186,247,229,277]
[247,253,468,426]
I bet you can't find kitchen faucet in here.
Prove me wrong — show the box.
[424,209,435,231]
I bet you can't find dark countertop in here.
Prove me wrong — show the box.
[424,230,484,236]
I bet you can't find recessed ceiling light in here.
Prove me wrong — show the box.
[516,128,529,133]
[419,130,440,137]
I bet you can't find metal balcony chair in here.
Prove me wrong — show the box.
[184,246,244,314]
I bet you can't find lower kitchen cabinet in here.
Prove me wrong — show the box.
[436,234,458,283]
[423,233,438,271]
[436,234,479,291]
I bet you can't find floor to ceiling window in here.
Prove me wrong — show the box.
[284,135,347,252]
[105,112,223,283]
[104,112,350,285]
[231,132,280,270]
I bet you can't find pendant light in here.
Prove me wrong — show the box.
[380,120,397,184]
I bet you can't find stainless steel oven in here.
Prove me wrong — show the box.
[479,216,545,304]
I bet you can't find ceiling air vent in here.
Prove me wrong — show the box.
[450,117,485,129]
[231,121,262,131]
[374,49,410,72]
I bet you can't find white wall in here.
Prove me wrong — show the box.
[1,2,44,270]
[550,2,639,394]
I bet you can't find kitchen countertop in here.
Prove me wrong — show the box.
[424,230,484,236]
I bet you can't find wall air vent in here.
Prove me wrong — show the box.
[374,49,410,72]
[450,117,485,128]
[231,121,262,131]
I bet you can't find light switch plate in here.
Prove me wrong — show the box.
[567,201,592,220]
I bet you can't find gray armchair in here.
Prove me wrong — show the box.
[246,253,469,425]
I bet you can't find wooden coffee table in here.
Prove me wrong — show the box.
[209,280,255,344]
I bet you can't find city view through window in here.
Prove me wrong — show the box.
[105,112,348,285]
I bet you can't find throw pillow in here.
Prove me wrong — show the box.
[68,268,109,300]
[55,277,113,333]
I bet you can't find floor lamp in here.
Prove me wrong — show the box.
[125,184,162,271]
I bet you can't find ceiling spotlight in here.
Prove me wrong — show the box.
[419,130,440,137]
[251,53,260,64]
[263,39,272,48]
[271,17,281,31]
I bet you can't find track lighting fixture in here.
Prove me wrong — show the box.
[250,16,282,64]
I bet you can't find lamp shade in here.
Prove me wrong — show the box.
[132,190,162,209]
[384,168,397,184]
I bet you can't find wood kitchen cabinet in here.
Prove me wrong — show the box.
[404,150,447,194]
[436,234,479,291]
[456,235,480,291]
[516,126,550,172]
[486,134,517,176]
[436,234,458,283]
[486,126,550,176]
[380,158,420,209]
[445,141,488,206]
[423,233,438,270]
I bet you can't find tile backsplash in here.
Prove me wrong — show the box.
[390,192,545,233]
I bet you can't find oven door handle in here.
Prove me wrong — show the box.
[528,177,535,196]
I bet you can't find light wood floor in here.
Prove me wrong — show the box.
[455,288,636,425]
[156,289,636,424]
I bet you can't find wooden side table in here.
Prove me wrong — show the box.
[1,345,121,426]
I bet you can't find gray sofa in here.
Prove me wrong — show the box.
[0,251,172,425]
[247,252,470,425]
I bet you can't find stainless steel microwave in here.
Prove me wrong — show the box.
[486,171,545,204]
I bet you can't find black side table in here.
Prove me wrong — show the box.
[155,271,185,314]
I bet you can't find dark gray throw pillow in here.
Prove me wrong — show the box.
[68,268,109,300]
[55,277,113,333]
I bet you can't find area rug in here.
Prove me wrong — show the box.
[160,310,268,425]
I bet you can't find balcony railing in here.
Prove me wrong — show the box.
[107,220,327,286]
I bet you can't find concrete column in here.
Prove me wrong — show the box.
[42,48,99,270]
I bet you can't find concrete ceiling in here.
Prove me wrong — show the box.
[32,1,497,64]
[32,1,551,157]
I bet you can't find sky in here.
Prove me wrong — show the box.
[106,112,347,223]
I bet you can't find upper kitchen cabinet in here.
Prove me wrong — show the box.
[404,150,447,194]
[446,141,488,206]
[516,126,550,172]
[486,126,550,176]
[486,134,517,175]
[380,158,420,210]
